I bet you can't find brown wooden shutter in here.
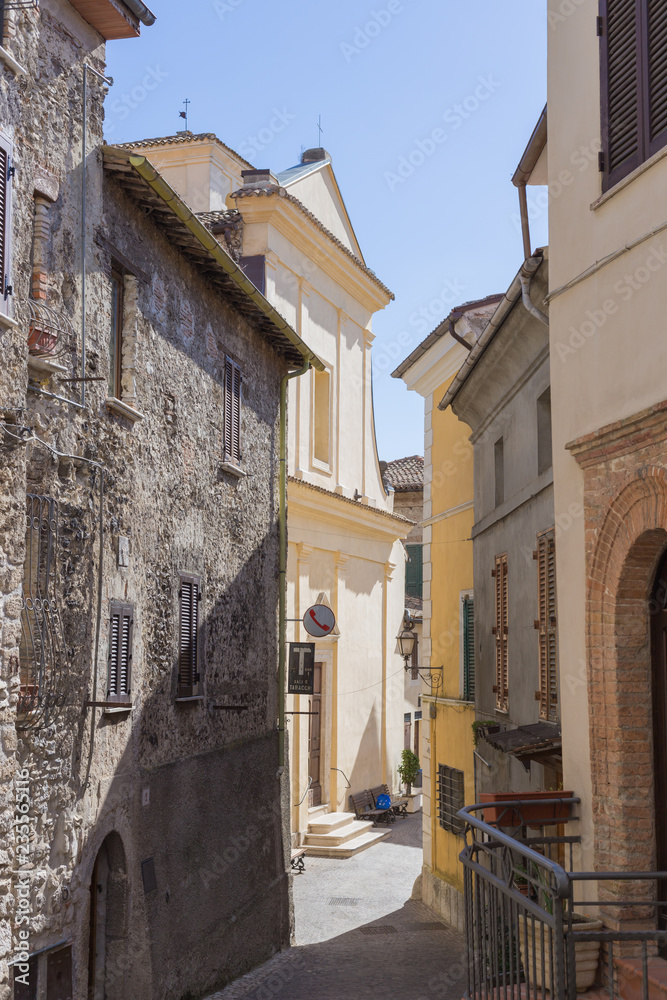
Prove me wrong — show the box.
[600,0,641,188]
[647,0,667,153]
[494,554,508,712]
[223,356,242,466]
[0,132,12,316]
[178,575,200,697]
[108,602,133,701]
[537,529,558,723]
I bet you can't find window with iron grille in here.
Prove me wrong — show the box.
[461,594,475,702]
[599,0,667,191]
[177,574,201,698]
[437,764,465,834]
[108,602,133,702]
[492,554,508,711]
[535,529,558,723]
[223,356,242,466]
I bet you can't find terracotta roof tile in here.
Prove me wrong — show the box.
[113,132,254,169]
[382,456,424,491]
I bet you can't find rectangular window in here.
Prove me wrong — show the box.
[536,528,558,723]
[404,712,412,750]
[537,387,552,476]
[108,268,124,398]
[493,554,508,711]
[437,764,465,834]
[313,367,331,466]
[0,131,13,318]
[494,437,504,507]
[405,543,423,598]
[178,574,201,698]
[223,356,242,466]
[462,594,475,702]
[108,602,133,702]
[600,0,667,191]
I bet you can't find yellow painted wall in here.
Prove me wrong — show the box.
[426,375,476,890]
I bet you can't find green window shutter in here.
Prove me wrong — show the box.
[463,596,475,702]
[405,544,423,598]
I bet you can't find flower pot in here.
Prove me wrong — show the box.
[518,914,602,993]
[480,791,574,827]
[28,322,58,356]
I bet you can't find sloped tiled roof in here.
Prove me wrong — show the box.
[383,456,424,492]
[114,132,254,170]
[231,183,394,301]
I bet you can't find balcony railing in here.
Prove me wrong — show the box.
[458,798,667,1000]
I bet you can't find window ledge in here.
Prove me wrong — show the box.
[175,695,204,703]
[220,461,246,478]
[0,45,26,76]
[103,704,132,715]
[105,397,144,422]
[28,355,69,375]
[592,143,667,210]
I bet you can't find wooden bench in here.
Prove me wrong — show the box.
[290,847,306,873]
[349,789,394,826]
[371,783,409,819]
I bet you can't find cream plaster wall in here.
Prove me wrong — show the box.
[133,141,247,212]
[284,166,361,255]
[547,0,667,873]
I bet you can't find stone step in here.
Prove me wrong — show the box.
[307,811,356,835]
[615,956,667,1000]
[304,819,374,847]
[304,828,391,858]
[307,802,330,821]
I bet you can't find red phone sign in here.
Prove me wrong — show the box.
[302,604,336,638]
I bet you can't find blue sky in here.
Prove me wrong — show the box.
[105,0,548,462]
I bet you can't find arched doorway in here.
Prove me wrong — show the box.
[651,550,667,939]
[87,833,129,999]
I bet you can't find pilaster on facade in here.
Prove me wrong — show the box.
[297,542,314,566]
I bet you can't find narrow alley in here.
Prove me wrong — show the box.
[206,815,467,1000]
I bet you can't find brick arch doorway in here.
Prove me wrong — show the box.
[87,832,129,999]
[585,469,667,879]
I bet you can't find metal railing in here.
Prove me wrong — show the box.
[458,798,667,1000]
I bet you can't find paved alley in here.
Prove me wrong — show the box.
[206,813,467,1000]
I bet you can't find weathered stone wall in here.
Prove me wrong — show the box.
[0,2,292,996]
[393,490,423,545]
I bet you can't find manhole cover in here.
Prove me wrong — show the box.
[359,925,398,935]
[327,897,359,907]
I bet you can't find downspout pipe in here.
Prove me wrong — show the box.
[277,360,311,777]
[82,65,113,408]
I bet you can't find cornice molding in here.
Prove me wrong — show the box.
[566,399,667,469]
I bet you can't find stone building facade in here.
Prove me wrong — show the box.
[0,2,319,996]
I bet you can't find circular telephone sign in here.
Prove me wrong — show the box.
[303,604,336,638]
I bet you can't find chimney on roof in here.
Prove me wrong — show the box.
[301,148,328,164]
[240,168,279,188]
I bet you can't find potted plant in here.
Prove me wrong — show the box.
[397,748,420,794]
[518,910,602,992]
[479,790,574,827]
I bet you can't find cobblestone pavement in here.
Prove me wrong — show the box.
[206,813,467,1000]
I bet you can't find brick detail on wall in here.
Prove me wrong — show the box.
[568,404,667,892]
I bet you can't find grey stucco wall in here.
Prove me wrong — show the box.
[452,262,557,796]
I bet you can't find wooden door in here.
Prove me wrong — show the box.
[308,663,322,807]
[652,552,667,943]
[47,947,72,1000]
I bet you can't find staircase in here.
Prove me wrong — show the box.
[303,811,391,858]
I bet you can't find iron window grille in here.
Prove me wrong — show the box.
[177,574,201,698]
[108,602,133,702]
[437,764,465,835]
[462,594,475,702]
[18,494,66,729]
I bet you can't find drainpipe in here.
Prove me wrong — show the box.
[519,268,549,327]
[122,0,156,25]
[277,360,311,777]
[517,183,532,261]
[81,65,113,407]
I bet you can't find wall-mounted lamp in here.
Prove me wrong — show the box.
[397,615,443,695]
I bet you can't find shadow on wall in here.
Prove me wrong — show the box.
[18,530,290,1000]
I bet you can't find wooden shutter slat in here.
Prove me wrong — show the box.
[494,555,508,711]
[178,577,200,696]
[601,0,641,186]
[463,596,475,702]
[537,530,558,722]
[108,610,120,696]
[120,612,131,695]
[223,357,242,466]
[648,0,667,145]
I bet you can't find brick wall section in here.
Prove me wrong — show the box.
[568,403,667,895]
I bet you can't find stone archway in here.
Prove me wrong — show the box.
[87,832,129,999]
[586,468,667,877]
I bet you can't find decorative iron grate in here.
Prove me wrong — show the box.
[18,494,66,729]
[27,298,75,361]
[327,897,358,907]
[358,925,397,935]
